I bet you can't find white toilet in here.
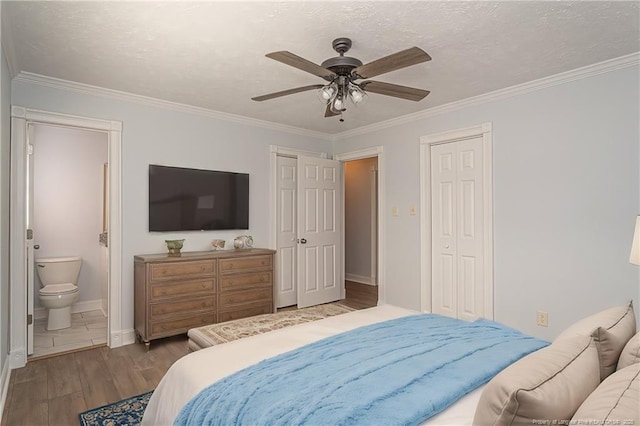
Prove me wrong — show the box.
[35,256,82,330]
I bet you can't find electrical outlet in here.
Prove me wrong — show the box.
[392,207,399,217]
[410,205,417,216]
[536,310,549,327]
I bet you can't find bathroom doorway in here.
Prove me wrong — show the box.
[28,123,109,358]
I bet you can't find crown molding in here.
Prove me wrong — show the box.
[335,52,640,140]
[13,72,333,141]
[12,52,638,142]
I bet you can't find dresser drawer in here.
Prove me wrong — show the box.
[219,255,272,273]
[150,296,216,318]
[150,260,216,281]
[220,271,271,291]
[150,313,215,337]
[219,286,272,307]
[150,279,215,300]
[218,304,273,322]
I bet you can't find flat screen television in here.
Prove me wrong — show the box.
[148,164,249,231]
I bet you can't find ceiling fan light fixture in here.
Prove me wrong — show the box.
[332,95,344,112]
[318,83,337,101]
[348,83,366,104]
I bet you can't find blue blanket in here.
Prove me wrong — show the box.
[175,314,548,426]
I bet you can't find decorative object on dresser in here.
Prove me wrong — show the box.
[164,239,185,256]
[211,239,226,250]
[233,235,254,249]
[134,248,275,349]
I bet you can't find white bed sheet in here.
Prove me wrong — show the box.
[141,305,482,426]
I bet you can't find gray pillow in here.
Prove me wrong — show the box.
[473,335,600,426]
[555,302,636,380]
[572,363,639,424]
[617,331,640,371]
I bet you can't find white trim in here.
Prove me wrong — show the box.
[335,146,385,305]
[9,106,123,369]
[14,72,332,141]
[33,299,105,320]
[0,360,10,421]
[119,329,137,346]
[419,123,494,318]
[345,273,377,286]
[11,53,638,142]
[336,53,640,140]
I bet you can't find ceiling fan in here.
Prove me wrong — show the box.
[252,37,431,119]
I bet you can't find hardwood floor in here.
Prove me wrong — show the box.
[1,282,378,426]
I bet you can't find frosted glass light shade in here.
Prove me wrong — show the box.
[631,215,640,265]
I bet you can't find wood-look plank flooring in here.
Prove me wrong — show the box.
[1,282,378,426]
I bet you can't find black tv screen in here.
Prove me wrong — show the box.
[149,165,249,231]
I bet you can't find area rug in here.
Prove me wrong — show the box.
[188,302,355,351]
[79,390,152,426]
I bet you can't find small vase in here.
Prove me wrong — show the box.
[165,239,185,256]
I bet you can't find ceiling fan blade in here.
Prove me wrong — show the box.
[252,84,324,102]
[266,51,337,80]
[324,104,340,118]
[353,47,431,79]
[361,81,430,101]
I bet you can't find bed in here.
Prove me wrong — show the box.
[142,303,639,426]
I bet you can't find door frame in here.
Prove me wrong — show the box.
[9,106,122,368]
[335,146,385,305]
[419,123,494,316]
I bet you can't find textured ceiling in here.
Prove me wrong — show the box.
[2,1,639,135]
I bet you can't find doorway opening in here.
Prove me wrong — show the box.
[10,106,122,369]
[29,123,109,359]
[343,157,379,309]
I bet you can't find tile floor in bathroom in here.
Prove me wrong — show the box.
[32,309,107,358]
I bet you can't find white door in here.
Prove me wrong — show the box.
[275,156,298,308]
[431,137,485,321]
[26,123,35,355]
[296,156,342,308]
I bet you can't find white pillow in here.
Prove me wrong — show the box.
[473,335,600,425]
[572,363,639,424]
[556,302,636,380]
[617,331,640,371]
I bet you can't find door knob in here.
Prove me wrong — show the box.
[34,245,40,249]
[300,238,307,244]
[445,244,450,249]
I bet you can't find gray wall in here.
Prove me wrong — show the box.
[0,21,11,375]
[11,80,332,336]
[334,65,640,340]
[8,59,640,344]
[32,124,108,307]
[344,157,377,284]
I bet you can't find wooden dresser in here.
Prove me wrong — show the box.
[134,248,275,348]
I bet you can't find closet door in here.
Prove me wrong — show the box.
[431,137,485,321]
[275,156,298,308]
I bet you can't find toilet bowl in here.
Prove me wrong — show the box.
[35,256,82,330]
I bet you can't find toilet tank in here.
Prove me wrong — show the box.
[35,256,82,286]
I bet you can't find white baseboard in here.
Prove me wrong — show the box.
[110,329,136,348]
[34,299,104,320]
[345,273,377,286]
[0,359,11,421]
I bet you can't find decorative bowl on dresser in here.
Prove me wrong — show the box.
[134,248,275,349]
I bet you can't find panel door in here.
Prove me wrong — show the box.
[455,137,484,321]
[431,137,484,321]
[431,142,458,319]
[296,156,342,308]
[275,156,297,308]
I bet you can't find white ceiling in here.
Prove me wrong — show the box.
[2,1,639,135]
